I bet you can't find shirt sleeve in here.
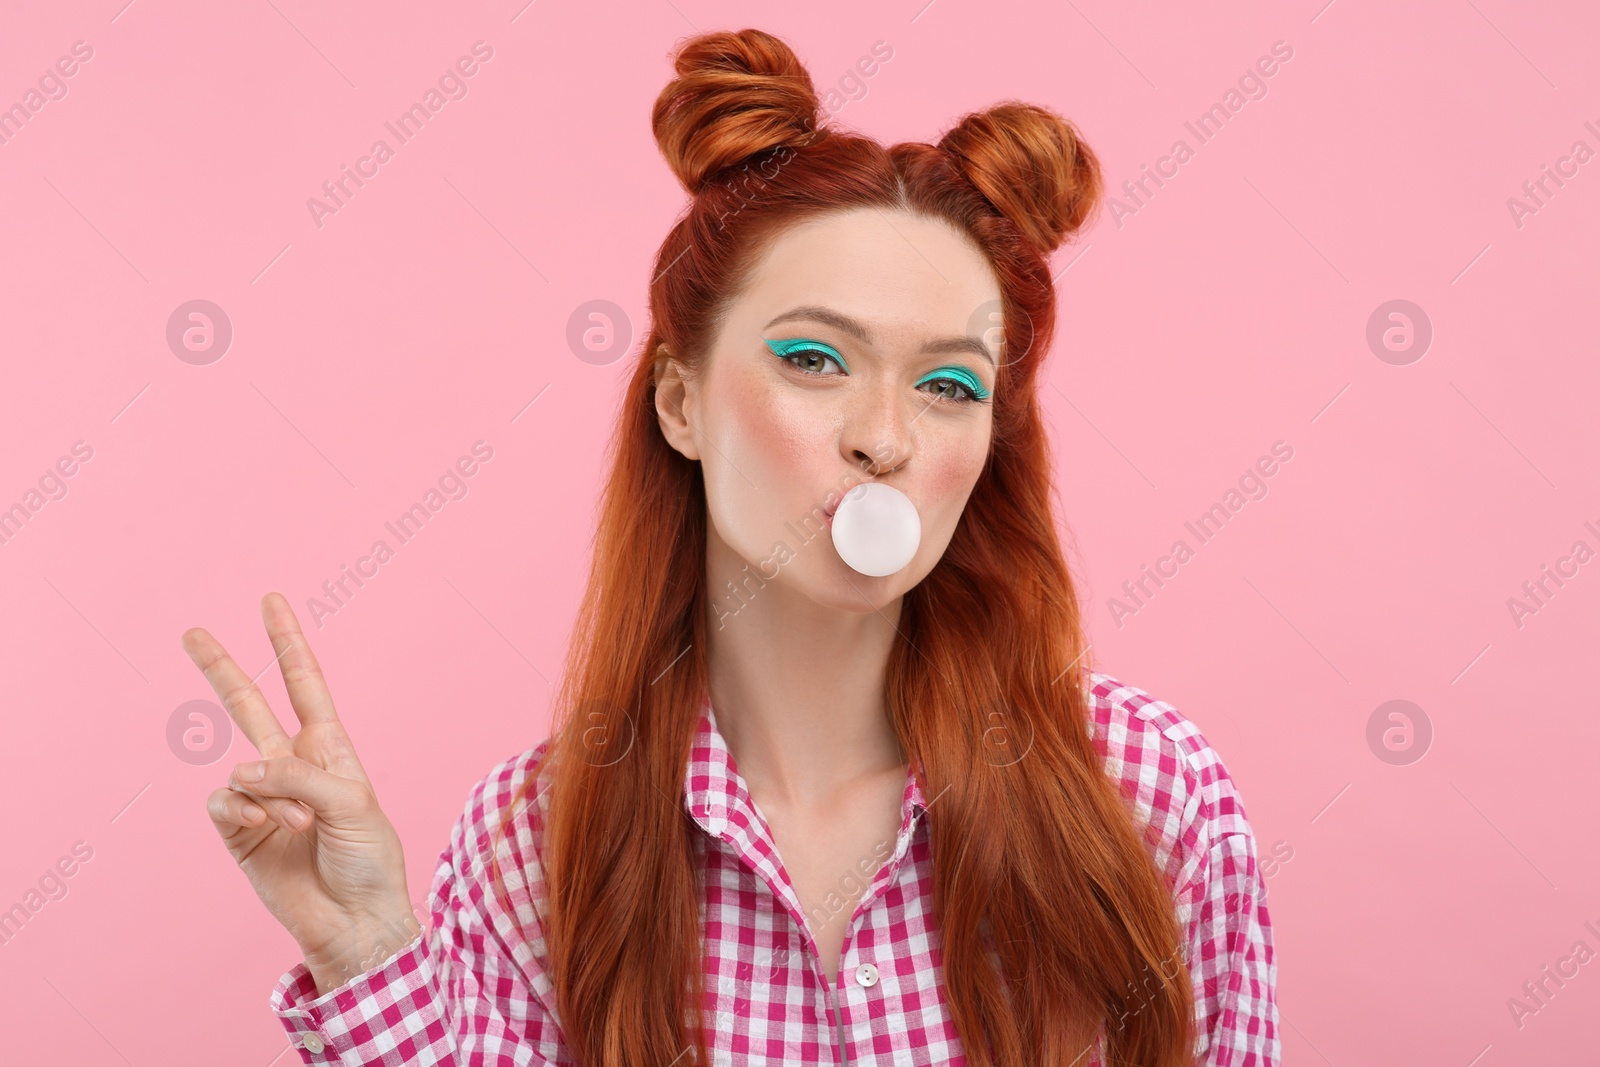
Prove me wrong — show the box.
[268,771,571,1065]
[1183,828,1280,1066]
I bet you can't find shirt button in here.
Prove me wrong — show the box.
[301,1032,326,1054]
[855,963,879,987]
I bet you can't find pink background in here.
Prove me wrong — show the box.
[2,0,1596,1062]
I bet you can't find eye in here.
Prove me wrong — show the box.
[765,338,848,376]
[916,368,992,405]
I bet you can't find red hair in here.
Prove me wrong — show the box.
[492,27,1194,1066]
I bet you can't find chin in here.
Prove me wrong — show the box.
[806,558,924,612]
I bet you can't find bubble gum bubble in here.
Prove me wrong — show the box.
[830,482,921,577]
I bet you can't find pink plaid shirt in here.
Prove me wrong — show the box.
[271,672,1279,1064]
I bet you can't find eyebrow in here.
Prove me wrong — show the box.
[763,305,997,368]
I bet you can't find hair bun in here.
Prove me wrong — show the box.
[937,102,1104,253]
[653,28,821,195]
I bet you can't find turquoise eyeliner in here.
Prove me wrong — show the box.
[764,338,990,402]
[764,337,849,371]
[915,366,991,401]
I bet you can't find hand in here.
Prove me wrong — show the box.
[185,592,419,994]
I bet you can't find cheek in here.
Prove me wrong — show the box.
[921,430,990,518]
[717,373,835,486]
[702,370,840,548]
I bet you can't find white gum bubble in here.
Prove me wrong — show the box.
[830,482,921,577]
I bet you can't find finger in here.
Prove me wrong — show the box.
[206,785,315,846]
[228,755,367,825]
[228,783,316,835]
[181,626,294,759]
[207,785,268,831]
[209,785,313,849]
[258,593,375,791]
[259,592,341,729]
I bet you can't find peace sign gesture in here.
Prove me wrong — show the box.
[185,592,419,996]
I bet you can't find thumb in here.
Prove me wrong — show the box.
[228,755,369,826]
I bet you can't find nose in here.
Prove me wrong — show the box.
[843,380,913,477]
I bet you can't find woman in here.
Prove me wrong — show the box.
[187,27,1278,1067]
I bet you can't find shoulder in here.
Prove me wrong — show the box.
[442,737,559,940]
[1087,675,1282,1060]
[451,737,557,853]
[1084,671,1258,899]
[406,737,570,1033]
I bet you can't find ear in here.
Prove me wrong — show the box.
[653,349,702,462]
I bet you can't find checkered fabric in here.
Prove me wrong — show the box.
[270,671,1279,1064]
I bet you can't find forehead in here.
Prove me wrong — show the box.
[727,208,1003,349]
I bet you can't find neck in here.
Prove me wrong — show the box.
[702,526,907,811]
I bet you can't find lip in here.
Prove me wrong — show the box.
[823,479,869,525]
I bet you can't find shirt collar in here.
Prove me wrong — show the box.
[683,689,928,844]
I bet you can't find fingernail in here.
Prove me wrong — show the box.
[284,805,307,828]
[239,761,265,781]
[242,803,264,821]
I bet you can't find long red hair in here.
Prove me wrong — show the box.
[491,27,1195,1066]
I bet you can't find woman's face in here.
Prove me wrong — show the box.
[655,206,1003,614]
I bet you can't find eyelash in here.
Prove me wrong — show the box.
[766,340,993,405]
